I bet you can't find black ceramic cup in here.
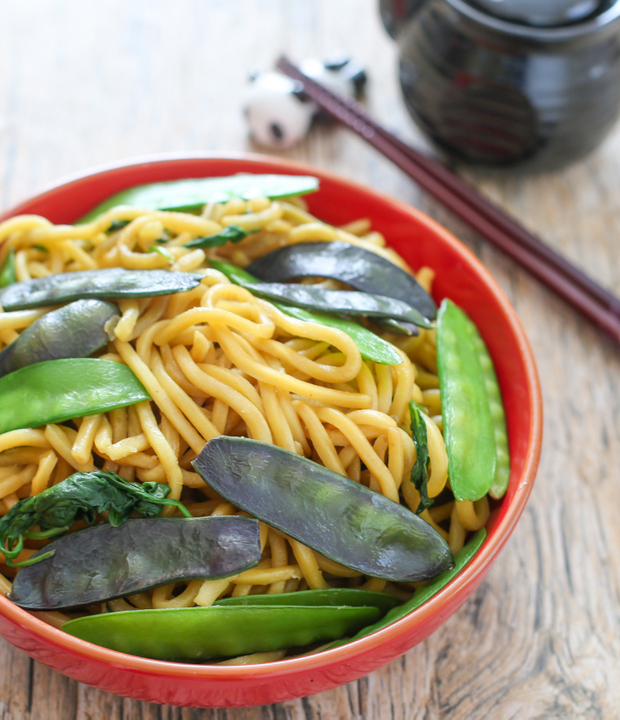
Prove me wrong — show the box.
[380,0,620,170]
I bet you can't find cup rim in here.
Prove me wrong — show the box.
[0,152,543,681]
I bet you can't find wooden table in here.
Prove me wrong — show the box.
[1,1,619,718]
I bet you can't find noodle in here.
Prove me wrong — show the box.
[0,192,491,659]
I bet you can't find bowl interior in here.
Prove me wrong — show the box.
[0,154,542,704]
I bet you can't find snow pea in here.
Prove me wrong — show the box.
[270,303,403,366]
[215,588,401,613]
[0,248,16,288]
[323,528,487,650]
[470,330,511,499]
[209,259,403,366]
[0,299,119,378]
[0,358,150,434]
[235,281,434,328]
[62,604,381,661]
[193,437,454,582]
[10,517,261,610]
[247,241,437,320]
[79,174,320,222]
[0,268,202,311]
[436,300,497,502]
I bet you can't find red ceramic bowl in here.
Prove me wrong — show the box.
[0,153,542,707]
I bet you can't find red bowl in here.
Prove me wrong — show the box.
[0,153,542,707]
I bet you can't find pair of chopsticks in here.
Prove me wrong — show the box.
[276,56,620,344]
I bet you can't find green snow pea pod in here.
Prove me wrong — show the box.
[10,517,261,610]
[469,330,511,499]
[0,358,150,435]
[79,174,320,222]
[269,302,403,366]
[0,248,16,288]
[62,604,381,661]
[247,241,437,320]
[193,437,454,582]
[215,588,401,613]
[209,259,402,366]
[436,299,497,502]
[0,268,202,311]
[323,529,486,650]
[0,299,120,378]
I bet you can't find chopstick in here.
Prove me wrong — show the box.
[276,55,620,343]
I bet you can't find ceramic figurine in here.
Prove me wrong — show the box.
[245,57,367,149]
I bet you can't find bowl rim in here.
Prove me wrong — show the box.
[0,152,543,679]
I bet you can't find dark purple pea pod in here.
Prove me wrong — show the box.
[241,281,433,328]
[0,299,119,379]
[193,437,454,583]
[247,240,437,320]
[8,516,261,610]
[0,268,203,311]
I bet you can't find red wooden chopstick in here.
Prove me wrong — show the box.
[276,55,620,343]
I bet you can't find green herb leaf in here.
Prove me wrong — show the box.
[147,245,175,263]
[0,248,16,288]
[409,401,432,515]
[209,259,403,366]
[105,220,130,234]
[0,470,190,565]
[184,225,254,249]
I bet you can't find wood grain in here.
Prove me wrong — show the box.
[1,1,620,718]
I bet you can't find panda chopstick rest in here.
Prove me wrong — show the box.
[245,57,366,149]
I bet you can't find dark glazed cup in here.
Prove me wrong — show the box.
[380,0,620,170]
